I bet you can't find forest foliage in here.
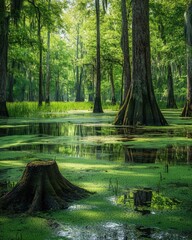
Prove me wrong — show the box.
[3,0,188,106]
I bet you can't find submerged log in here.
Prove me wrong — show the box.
[0,160,90,213]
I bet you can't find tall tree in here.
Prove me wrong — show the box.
[28,0,43,106]
[114,0,167,126]
[152,2,177,109]
[93,0,104,113]
[166,64,177,108]
[75,23,84,102]
[181,2,192,117]
[121,0,131,102]
[0,0,23,117]
[45,0,51,105]
[109,64,116,105]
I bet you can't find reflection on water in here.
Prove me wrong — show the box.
[124,148,157,163]
[0,120,192,164]
[51,221,190,240]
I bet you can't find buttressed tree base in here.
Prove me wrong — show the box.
[0,160,90,213]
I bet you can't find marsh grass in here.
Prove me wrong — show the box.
[7,101,119,117]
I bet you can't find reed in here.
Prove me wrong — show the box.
[7,101,119,117]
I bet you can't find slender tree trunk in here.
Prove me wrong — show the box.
[121,0,131,100]
[181,3,192,116]
[55,72,60,101]
[7,60,15,102]
[166,64,177,108]
[75,24,81,102]
[114,0,167,126]
[93,0,103,113]
[29,1,43,106]
[0,0,9,117]
[45,0,51,105]
[79,41,84,101]
[79,66,84,101]
[38,13,43,106]
[120,66,124,105]
[181,46,192,116]
[29,71,34,101]
[109,64,116,105]
[21,85,26,101]
[88,65,94,102]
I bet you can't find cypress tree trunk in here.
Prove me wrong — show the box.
[29,71,34,101]
[55,72,60,101]
[181,3,192,117]
[29,0,44,106]
[109,65,116,105]
[75,24,81,102]
[114,0,167,126]
[0,0,9,117]
[166,64,177,108]
[7,60,15,102]
[45,0,51,105]
[121,0,131,100]
[93,0,103,113]
[76,34,84,102]
[181,46,192,116]
[38,12,43,107]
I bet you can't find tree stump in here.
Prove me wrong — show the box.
[134,188,152,208]
[0,160,90,213]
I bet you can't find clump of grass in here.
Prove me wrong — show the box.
[7,102,93,117]
[8,102,39,117]
[7,101,119,118]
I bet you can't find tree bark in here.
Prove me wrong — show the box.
[29,0,44,106]
[29,71,35,101]
[75,24,82,102]
[121,0,131,100]
[0,0,9,117]
[109,64,116,105]
[55,72,60,101]
[182,3,192,116]
[7,60,15,102]
[88,65,94,102]
[93,0,103,113]
[181,46,192,116]
[38,11,43,106]
[45,0,51,105]
[114,0,167,126]
[166,64,177,108]
[0,160,90,213]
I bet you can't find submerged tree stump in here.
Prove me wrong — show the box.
[0,160,90,213]
[134,188,152,208]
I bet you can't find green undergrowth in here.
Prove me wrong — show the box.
[0,216,51,240]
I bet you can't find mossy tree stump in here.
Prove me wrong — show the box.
[0,160,90,213]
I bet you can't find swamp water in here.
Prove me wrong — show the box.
[0,111,192,239]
